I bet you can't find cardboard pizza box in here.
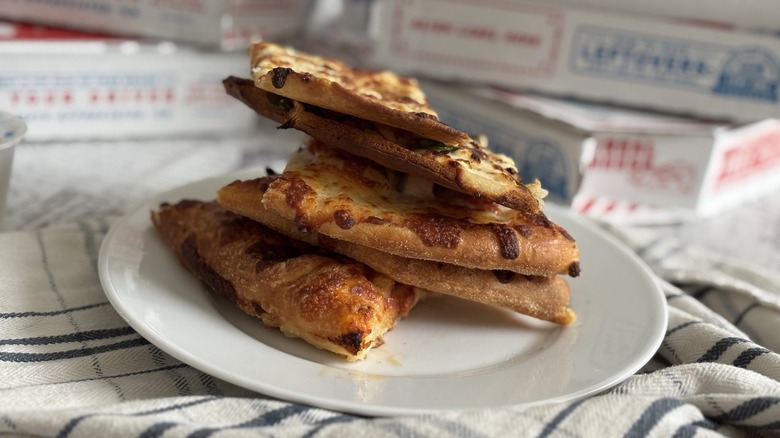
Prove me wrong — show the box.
[0,22,261,141]
[543,0,780,33]
[0,0,314,50]
[421,80,780,221]
[369,0,780,123]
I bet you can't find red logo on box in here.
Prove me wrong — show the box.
[389,0,562,77]
[715,130,780,189]
[589,138,654,171]
[589,137,697,194]
[0,22,116,41]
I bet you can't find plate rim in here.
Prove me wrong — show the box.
[98,167,668,416]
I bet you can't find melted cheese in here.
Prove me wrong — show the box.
[284,143,542,227]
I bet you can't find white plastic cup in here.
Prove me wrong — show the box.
[0,112,27,230]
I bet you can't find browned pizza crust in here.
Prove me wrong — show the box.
[217,180,576,325]
[216,145,580,277]
[249,42,468,145]
[223,76,543,214]
[150,199,425,361]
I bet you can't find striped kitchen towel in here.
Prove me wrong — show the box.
[1,217,778,437]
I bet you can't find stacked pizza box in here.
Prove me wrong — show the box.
[0,21,262,141]
[0,0,317,141]
[539,0,780,34]
[365,0,780,123]
[322,0,780,221]
[0,0,315,50]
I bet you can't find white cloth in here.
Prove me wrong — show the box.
[1,135,779,437]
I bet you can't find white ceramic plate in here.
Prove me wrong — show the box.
[98,168,667,416]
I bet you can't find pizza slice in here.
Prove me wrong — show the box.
[217,140,580,278]
[249,41,467,144]
[218,176,576,325]
[222,42,544,214]
[151,199,426,361]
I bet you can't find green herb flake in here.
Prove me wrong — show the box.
[413,138,460,154]
[266,93,294,111]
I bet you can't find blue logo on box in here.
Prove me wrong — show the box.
[570,26,780,103]
[520,139,569,201]
[713,48,779,102]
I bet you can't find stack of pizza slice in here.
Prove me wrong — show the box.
[151,42,580,362]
